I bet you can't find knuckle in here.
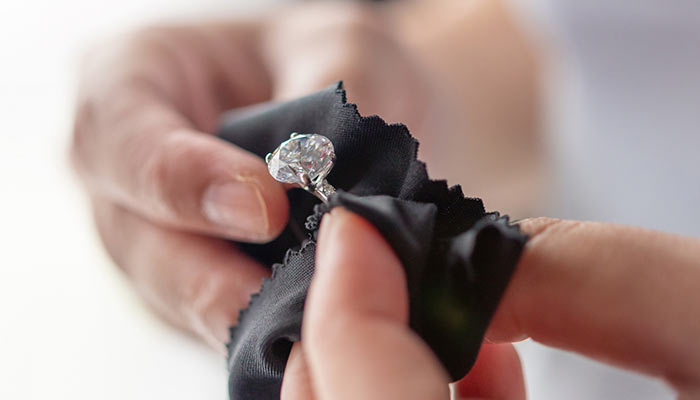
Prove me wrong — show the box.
[181,270,217,319]
[92,199,135,272]
[517,217,591,271]
[139,132,225,222]
[139,131,194,219]
[70,24,187,183]
[518,217,568,239]
[177,265,231,339]
[84,24,189,103]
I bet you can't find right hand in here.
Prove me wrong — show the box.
[281,213,700,399]
[70,2,432,351]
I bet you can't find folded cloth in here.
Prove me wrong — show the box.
[218,82,527,399]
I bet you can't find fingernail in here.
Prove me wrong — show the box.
[203,181,270,238]
[318,209,340,238]
[318,210,334,234]
[316,209,344,264]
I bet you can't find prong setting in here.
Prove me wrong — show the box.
[265,133,337,202]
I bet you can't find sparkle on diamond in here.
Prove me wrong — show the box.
[267,134,335,185]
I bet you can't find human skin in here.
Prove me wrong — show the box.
[71,0,535,351]
[71,2,433,350]
[283,210,700,400]
[70,0,700,398]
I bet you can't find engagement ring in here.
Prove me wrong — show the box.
[266,133,337,203]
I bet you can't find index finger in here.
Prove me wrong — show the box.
[72,23,288,242]
[488,217,700,392]
[304,209,450,400]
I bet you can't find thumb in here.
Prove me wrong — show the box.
[303,208,450,400]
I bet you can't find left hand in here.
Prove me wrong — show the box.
[281,208,525,400]
[71,1,433,352]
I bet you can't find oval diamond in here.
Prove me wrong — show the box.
[267,134,335,185]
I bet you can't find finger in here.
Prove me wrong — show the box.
[93,198,269,351]
[455,343,525,400]
[72,25,288,242]
[261,3,430,131]
[304,208,450,400]
[487,217,700,390]
[281,343,316,400]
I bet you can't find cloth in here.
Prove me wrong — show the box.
[217,82,527,399]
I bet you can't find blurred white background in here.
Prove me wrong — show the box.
[0,1,281,399]
[1,0,696,399]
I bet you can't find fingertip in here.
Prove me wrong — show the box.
[233,170,290,240]
[306,209,450,400]
[311,207,408,325]
[315,207,390,273]
[223,144,290,241]
[456,343,526,400]
[316,208,395,269]
[194,137,289,242]
[281,343,314,400]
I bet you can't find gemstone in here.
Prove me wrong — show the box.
[267,134,335,186]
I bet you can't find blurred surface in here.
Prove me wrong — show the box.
[0,0,695,399]
[0,1,281,399]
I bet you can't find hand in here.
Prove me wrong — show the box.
[283,210,700,399]
[70,3,431,351]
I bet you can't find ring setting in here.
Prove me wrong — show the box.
[265,133,337,203]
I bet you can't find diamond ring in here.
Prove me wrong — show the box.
[265,133,337,203]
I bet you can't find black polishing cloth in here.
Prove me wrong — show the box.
[217,82,527,399]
